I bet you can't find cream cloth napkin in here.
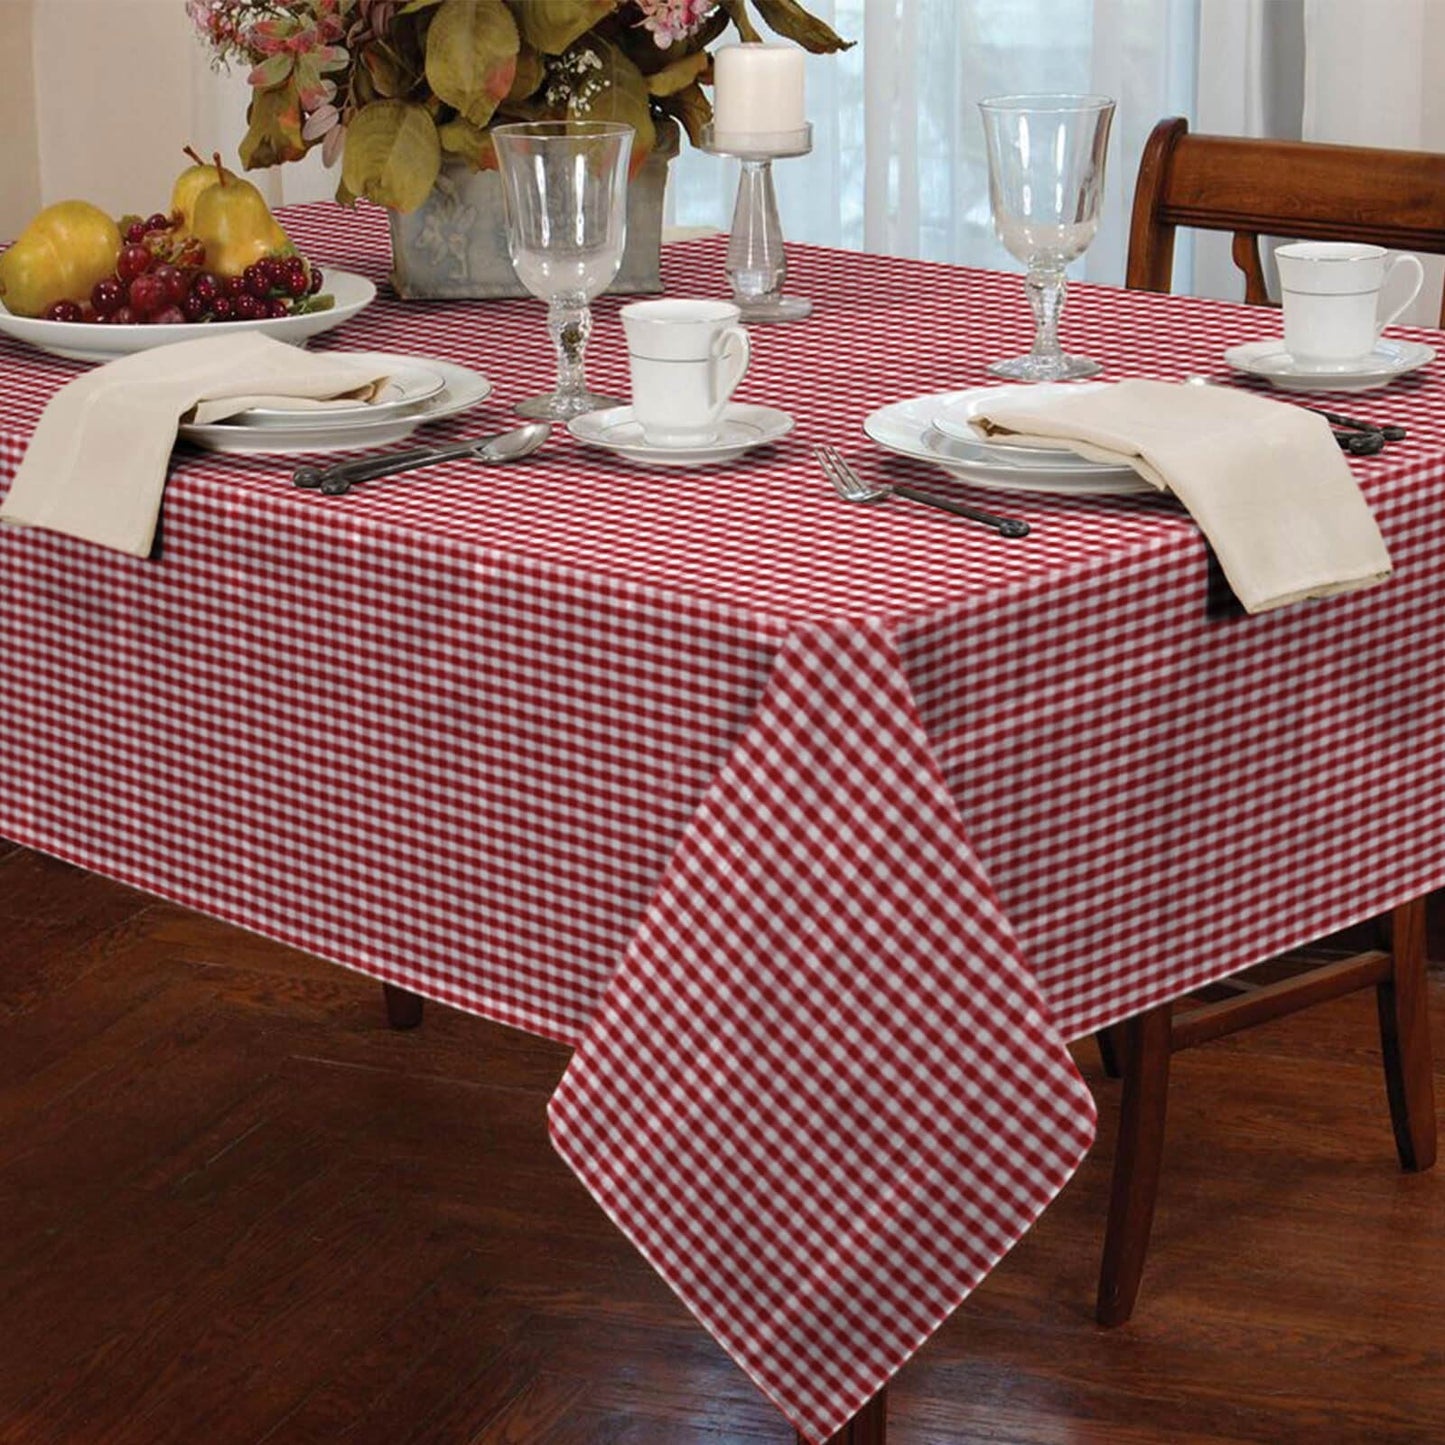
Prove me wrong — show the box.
[0,333,389,558]
[969,378,1392,614]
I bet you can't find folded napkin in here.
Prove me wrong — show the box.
[0,333,389,558]
[969,379,1392,613]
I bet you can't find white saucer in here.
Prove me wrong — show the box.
[863,389,1151,496]
[1224,337,1435,392]
[567,403,794,468]
[178,352,492,454]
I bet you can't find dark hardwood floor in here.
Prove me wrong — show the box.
[3,839,1444,1444]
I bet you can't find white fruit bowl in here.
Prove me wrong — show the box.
[0,268,376,364]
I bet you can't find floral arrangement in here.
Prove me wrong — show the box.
[188,0,848,213]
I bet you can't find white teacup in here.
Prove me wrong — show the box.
[621,298,751,447]
[1275,241,1425,370]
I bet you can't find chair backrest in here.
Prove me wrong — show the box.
[1126,116,1445,325]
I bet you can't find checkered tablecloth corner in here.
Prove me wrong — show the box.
[548,615,1097,1440]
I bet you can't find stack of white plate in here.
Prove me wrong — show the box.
[863,383,1151,496]
[179,350,493,454]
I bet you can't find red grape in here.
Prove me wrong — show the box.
[224,274,247,298]
[152,264,189,307]
[231,294,264,321]
[181,292,209,322]
[110,305,137,326]
[43,300,84,323]
[150,305,186,326]
[191,272,220,306]
[210,296,234,321]
[308,266,324,294]
[145,213,171,232]
[128,272,166,316]
[116,244,152,283]
[265,297,290,319]
[91,276,126,316]
[242,264,271,298]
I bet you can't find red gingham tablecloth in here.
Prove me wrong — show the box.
[3,204,1444,1441]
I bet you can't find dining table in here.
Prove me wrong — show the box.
[2,201,1444,1444]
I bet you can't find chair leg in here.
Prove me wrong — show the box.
[1095,1024,1124,1079]
[804,1388,887,1444]
[1097,1002,1172,1327]
[382,982,425,1030]
[1377,899,1437,1172]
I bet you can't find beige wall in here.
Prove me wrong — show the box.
[0,0,41,239]
[30,0,201,219]
[0,0,335,241]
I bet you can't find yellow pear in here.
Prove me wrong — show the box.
[171,146,226,232]
[190,168,292,277]
[0,200,122,317]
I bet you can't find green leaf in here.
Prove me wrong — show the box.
[573,39,655,168]
[426,0,519,128]
[752,0,853,52]
[360,39,415,99]
[248,53,294,89]
[438,116,498,169]
[645,51,710,98]
[341,99,443,211]
[657,81,713,148]
[506,43,546,102]
[718,0,763,43]
[239,81,308,168]
[507,0,617,55]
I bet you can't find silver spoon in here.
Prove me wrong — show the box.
[293,421,551,495]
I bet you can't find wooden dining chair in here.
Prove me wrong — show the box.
[1096,117,1443,1328]
[1126,115,1445,321]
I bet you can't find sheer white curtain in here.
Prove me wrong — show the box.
[1300,0,1445,324]
[1192,0,1445,323]
[666,0,1200,285]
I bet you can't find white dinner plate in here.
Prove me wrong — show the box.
[930,382,1116,470]
[567,403,795,468]
[1223,337,1436,392]
[863,389,1152,496]
[0,269,377,364]
[177,351,492,454]
[229,358,446,427]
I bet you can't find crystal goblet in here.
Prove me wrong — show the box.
[492,120,634,419]
[978,94,1115,381]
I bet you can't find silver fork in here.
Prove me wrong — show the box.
[815,445,1030,538]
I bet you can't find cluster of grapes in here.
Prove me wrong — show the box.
[42,212,326,327]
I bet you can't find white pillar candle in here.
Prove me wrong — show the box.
[712,43,806,140]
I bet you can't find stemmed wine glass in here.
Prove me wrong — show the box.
[978,94,1115,381]
[492,120,634,419]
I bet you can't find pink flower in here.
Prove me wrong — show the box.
[632,0,715,48]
